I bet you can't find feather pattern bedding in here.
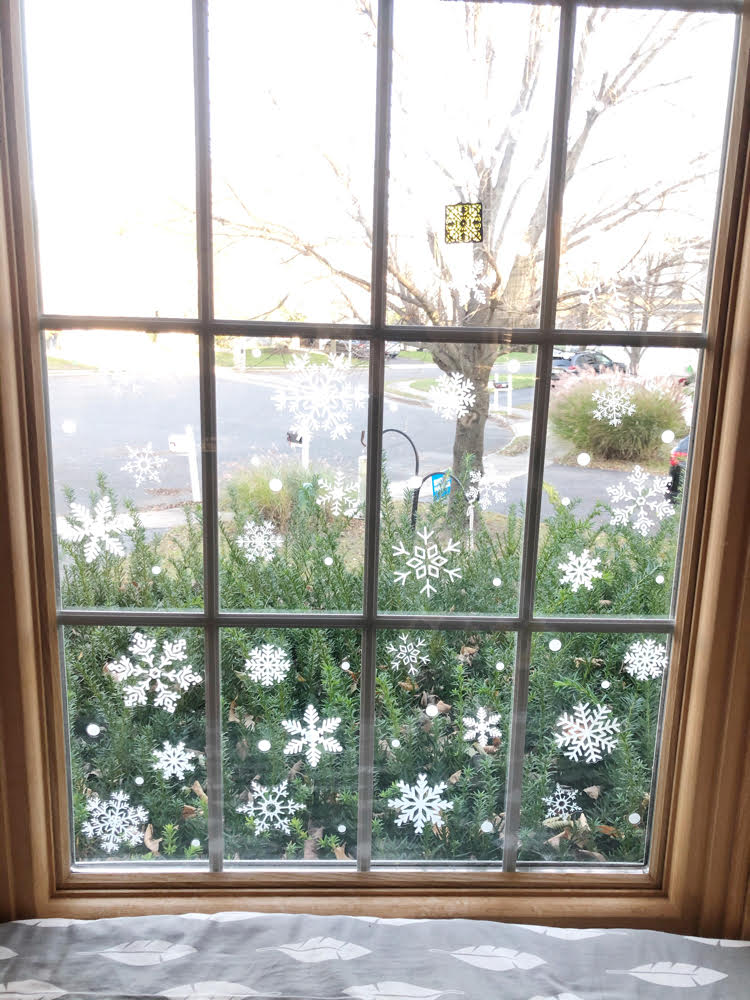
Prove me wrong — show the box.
[0,912,749,999]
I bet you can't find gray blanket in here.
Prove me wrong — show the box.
[1,911,749,999]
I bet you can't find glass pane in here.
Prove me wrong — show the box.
[378,344,535,614]
[556,8,735,332]
[372,629,516,863]
[46,331,203,609]
[24,1,197,317]
[218,338,367,611]
[387,0,560,328]
[536,346,697,617]
[222,628,360,864]
[519,630,670,864]
[65,626,206,865]
[210,0,376,323]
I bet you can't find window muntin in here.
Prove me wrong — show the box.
[23,0,738,875]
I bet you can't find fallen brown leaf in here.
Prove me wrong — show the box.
[144,824,162,856]
[333,844,353,861]
[192,780,208,803]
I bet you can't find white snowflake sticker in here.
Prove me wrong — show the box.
[428,371,476,421]
[542,783,581,820]
[555,702,621,763]
[623,638,668,681]
[607,466,674,536]
[273,354,366,441]
[106,633,202,713]
[385,634,430,675]
[152,740,197,780]
[58,497,134,563]
[592,382,636,426]
[81,790,148,854]
[462,707,502,747]
[466,469,507,511]
[120,442,167,487]
[244,643,291,687]
[388,773,453,835]
[282,705,342,768]
[236,519,283,563]
[236,779,303,835]
[558,549,603,592]
[393,527,462,598]
[316,472,360,518]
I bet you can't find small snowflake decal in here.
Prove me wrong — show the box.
[591,381,636,426]
[316,471,360,518]
[236,519,283,563]
[466,469,507,512]
[385,634,430,676]
[393,526,462,598]
[388,772,453,835]
[607,465,675,537]
[236,779,303,835]
[555,702,621,763]
[273,354,366,441]
[463,707,502,747]
[282,704,342,768]
[244,643,291,687]
[428,372,476,421]
[106,633,202,713]
[81,790,148,854]
[543,783,581,821]
[120,442,167,487]
[152,740,197,780]
[623,638,668,681]
[558,549,603,592]
[58,497,134,563]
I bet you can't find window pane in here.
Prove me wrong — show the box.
[519,630,670,865]
[372,629,516,863]
[222,628,360,864]
[387,0,560,328]
[217,338,367,612]
[24,1,197,317]
[64,626,206,865]
[536,347,697,617]
[556,8,735,332]
[209,0,376,324]
[378,344,535,614]
[46,331,203,610]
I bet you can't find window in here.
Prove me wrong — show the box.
[2,0,750,927]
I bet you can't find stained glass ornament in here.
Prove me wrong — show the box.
[445,202,483,244]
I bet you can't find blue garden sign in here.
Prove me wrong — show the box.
[431,473,451,501]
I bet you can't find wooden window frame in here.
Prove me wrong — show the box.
[1,1,749,934]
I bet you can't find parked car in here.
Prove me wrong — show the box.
[332,339,399,360]
[666,435,690,501]
[566,350,627,374]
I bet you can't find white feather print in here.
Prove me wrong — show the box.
[81,939,196,965]
[162,983,267,998]
[517,925,609,940]
[435,945,545,971]
[607,962,727,987]
[258,937,371,963]
[344,985,462,1000]
[0,982,66,998]
[0,951,16,961]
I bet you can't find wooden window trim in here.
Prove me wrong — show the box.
[1,3,749,934]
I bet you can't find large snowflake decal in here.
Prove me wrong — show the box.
[244,643,291,687]
[543,783,581,821]
[106,633,202,713]
[282,705,342,768]
[120,442,167,487]
[152,740,197,780]
[463,707,502,747]
[623,638,668,681]
[316,472,360,518]
[428,372,476,421]
[272,354,366,441]
[558,549,603,592]
[236,519,283,563]
[555,702,621,763]
[58,497,134,563]
[81,790,148,854]
[591,382,636,426]
[388,773,453,835]
[236,779,303,835]
[385,634,430,676]
[607,466,674,537]
[466,469,507,512]
[393,527,462,598]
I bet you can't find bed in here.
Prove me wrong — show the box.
[1,912,749,998]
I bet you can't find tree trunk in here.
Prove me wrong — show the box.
[452,374,492,479]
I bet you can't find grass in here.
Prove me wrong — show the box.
[396,348,536,365]
[409,375,536,393]
[218,347,331,369]
[46,356,96,371]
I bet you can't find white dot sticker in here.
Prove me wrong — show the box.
[340,660,351,671]
[191,838,201,848]
[269,477,283,492]
[601,680,611,690]
[250,455,261,467]
[628,813,641,825]
[252,348,262,358]
[86,723,100,737]
[495,662,505,672]
[561,497,571,506]
[407,475,422,490]
[661,430,675,444]
[480,820,494,834]
[388,401,399,412]
[151,565,162,576]
[548,639,562,652]
[492,577,502,587]
[257,739,271,752]
[425,704,439,718]
[655,574,665,585]
[324,556,334,566]
[61,419,77,435]
[337,824,347,834]
[577,452,591,467]
[134,776,144,786]
[507,360,521,373]
[391,739,401,748]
